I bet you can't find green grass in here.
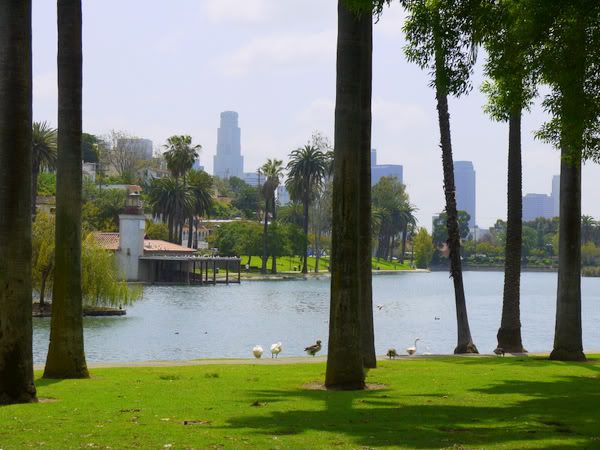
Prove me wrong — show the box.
[240,256,412,273]
[1,356,599,448]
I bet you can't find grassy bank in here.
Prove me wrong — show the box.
[1,356,598,448]
[238,256,412,273]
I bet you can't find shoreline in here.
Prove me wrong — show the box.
[32,351,600,371]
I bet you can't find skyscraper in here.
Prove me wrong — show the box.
[213,111,243,179]
[453,161,476,229]
[523,194,554,221]
[370,148,404,185]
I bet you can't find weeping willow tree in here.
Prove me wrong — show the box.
[81,235,142,307]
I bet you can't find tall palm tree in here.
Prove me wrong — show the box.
[403,0,479,354]
[325,0,373,389]
[399,204,418,264]
[480,0,537,355]
[0,0,37,404]
[148,177,194,243]
[31,121,57,218]
[44,0,89,379]
[260,159,283,273]
[163,135,200,180]
[187,169,213,248]
[286,145,328,274]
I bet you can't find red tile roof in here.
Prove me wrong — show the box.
[92,232,195,254]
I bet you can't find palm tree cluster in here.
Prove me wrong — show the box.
[372,176,417,263]
[147,135,212,246]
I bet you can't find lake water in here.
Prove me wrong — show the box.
[32,271,600,364]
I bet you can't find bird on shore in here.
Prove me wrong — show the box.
[406,338,420,356]
[386,348,399,359]
[305,340,322,356]
[270,342,282,358]
[493,347,505,357]
[252,345,264,359]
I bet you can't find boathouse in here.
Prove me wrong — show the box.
[94,193,240,284]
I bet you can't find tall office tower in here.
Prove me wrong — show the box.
[371,148,377,167]
[551,174,560,217]
[453,161,476,229]
[523,193,554,221]
[213,111,244,179]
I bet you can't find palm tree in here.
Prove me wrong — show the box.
[163,135,200,180]
[399,204,418,264]
[480,0,537,355]
[325,0,374,389]
[0,0,37,404]
[148,177,194,243]
[31,121,57,218]
[260,159,283,273]
[187,169,213,248]
[403,0,479,354]
[286,146,328,274]
[44,0,89,379]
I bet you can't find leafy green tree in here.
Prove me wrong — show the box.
[45,0,89,379]
[37,172,57,196]
[286,145,330,274]
[31,121,57,218]
[403,0,481,354]
[432,211,471,246]
[81,235,141,307]
[231,184,259,219]
[32,212,55,307]
[0,0,37,404]
[145,222,169,241]
[413,228,434,269]
[208,221,262,264]
[81,132,101,163]
[260,159,284,273]
[82,184,127,231]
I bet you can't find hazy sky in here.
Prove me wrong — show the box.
[31,0,600,229]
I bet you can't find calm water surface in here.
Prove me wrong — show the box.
[32,271,600,364]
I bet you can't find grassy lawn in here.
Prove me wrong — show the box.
[1,356,599,448]
[239,256,412,273]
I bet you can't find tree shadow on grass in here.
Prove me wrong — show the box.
[218,372,599,448]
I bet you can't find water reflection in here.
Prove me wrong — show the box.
[32,271,600,364]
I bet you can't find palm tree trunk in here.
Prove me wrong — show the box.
[187,215,193,248]
[39,267,50,308]
[168,214,174,242]
[262,199,268,274]
[326,0,369,389]
[0,0,37,404]
[301,193,309,274]
[497,110,525,353]
[271,195,278,274]
[44,0,89,379]
[358,11,375,369]
[550,156,585,360]
[436,86,478,355]
[550,17,586,362]
[401,227,408,265]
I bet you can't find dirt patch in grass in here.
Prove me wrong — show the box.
[37,397,58,403]
[302,382,387,391]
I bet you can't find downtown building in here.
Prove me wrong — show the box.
[213,111,244,179]
[370,149,403,185]
[522,175,560,221]
[454,161,476,229]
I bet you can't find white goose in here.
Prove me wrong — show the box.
[406,338,420,356]
[270,342,282,358]
[252,345,264,359]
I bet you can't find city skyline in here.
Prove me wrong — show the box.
[29,0,600,229]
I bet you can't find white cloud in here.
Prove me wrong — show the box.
[218,30,336,76]
[203,0,270,24]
